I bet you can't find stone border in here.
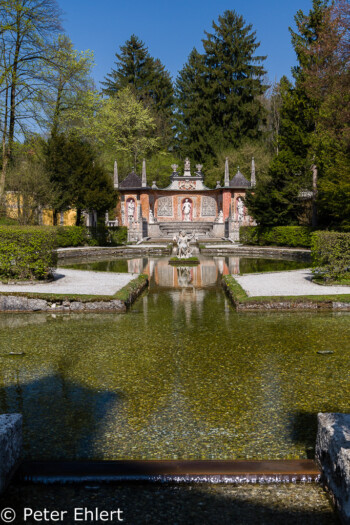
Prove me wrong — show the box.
[316,413,350,525]
[57,246,170,259]
[0,414,22,494]
[222,275,350,311]
[0,275,149,313]
[201,245,311,261]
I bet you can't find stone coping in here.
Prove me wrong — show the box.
[316,413,350,524]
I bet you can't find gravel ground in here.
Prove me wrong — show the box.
[0,483,338,525]
[234,269,350,297]
[0,269,138,296]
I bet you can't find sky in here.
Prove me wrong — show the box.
[58,0,313,87]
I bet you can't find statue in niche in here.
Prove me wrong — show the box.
[237,197,244,222]
[217,210,224,223]
[182,198,192,222]
[173,231,195,259]
[149,209,154,224]
[127,199,135,222]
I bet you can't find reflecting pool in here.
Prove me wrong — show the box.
[0,256,348,461]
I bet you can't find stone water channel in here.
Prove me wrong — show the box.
[0,255,348,523]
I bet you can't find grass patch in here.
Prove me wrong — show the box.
[221,275,248,305]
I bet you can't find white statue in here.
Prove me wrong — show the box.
[184,158,191,173]
[237,198,244,222]
[149,209,154,224]
[217,210,224,224]
[128,200,135,222]
[173,231,195,259]
[182,199,192,222]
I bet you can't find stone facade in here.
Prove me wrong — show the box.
[316,413,350,524]
[116,158,256,241]
[0,414,22,494]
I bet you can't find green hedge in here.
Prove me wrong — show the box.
[55,226,128,247]
[311,231,350,281]
[56,226,87,247]
[240,226,313,248]
[0,227,57,280]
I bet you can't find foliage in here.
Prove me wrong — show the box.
[302,0,350,231]
[39,34,98,136]
[0,226,57,280]
[175,10,267,162]
[0,0,63,197]
[102,35,173,118]
[240,225,313,248]
[205,140,272,188]
[311,231,350,281]
[87,87,160,169]
[6,141,53,224]
[246,2,330,227]
[55,226,127,247]
[44,133,117,224]
[101,35,174,148]
[55,226,87,247]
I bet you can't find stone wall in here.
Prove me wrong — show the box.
[316,413,350,524]
[0,415,22,494]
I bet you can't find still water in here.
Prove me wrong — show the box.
[0,256,348,461]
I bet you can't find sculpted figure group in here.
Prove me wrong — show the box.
[173,231,196,259]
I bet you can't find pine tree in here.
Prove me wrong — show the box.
[175,10,267,162]
[101,35,174,121]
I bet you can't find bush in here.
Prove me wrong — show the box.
[311,231,350,282]
[240,226,312,248]
[0,227,57,280]
[56,226,87,247]
[55,226,128,247]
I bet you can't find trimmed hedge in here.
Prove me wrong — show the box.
[56,226,87,247]
[55,226,128,247]
[0,227,57,280]
[311,231,350,281]
[240,226,313,248]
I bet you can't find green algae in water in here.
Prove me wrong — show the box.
[0,276,349,461]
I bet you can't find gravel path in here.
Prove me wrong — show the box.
[234,269,350,297]
[0,269,138,296]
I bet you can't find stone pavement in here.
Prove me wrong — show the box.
[234,269,350,297]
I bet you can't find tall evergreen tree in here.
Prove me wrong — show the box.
[101,35,174,121]
[175,10,267,162]
[44,133,116,225]
[246,1,329,226]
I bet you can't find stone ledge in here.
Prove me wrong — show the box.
[316,413,350,524]
[0,276,149,313]
[0,414,22,494]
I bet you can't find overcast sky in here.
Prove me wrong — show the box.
[58,0,313,87]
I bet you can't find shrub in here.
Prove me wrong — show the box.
[240,226,312,248]
[0,227,57,280]
[56,226,87,247]
[311,231,350,282]
[55,226,128,247]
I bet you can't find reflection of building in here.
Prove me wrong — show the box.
[115,158,256,242]
[138,256,246,288]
